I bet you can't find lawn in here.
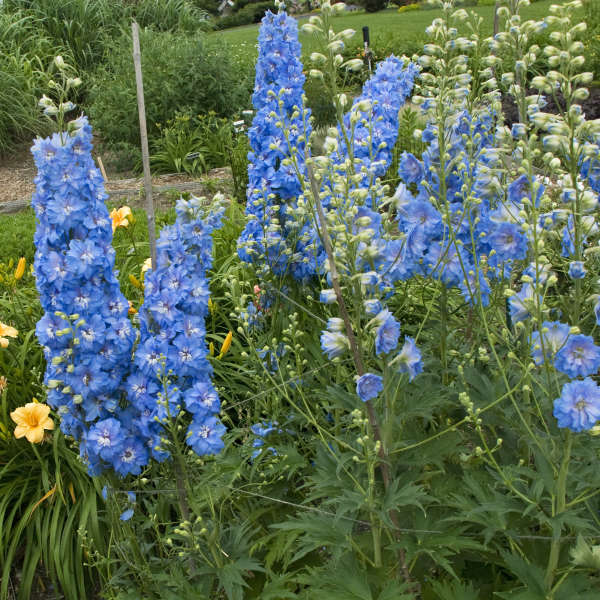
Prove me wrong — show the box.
[214,0,570,53]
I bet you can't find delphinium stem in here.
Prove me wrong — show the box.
[544,432,572,590]
[306,165,415,588]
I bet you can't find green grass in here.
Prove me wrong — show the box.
[214,0,568,54]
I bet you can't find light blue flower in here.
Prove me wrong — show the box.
[394,336,423,381]
[320,330,350,359]
[554,378,600,432]
[554,334,600,378]
[531,321,570,366]
[568,261,587,280]
[356,373,384,402]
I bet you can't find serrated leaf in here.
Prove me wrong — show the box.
[570,535,600,570]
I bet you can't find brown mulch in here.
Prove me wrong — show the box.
[0,147,233,211]
[0,148,36,205]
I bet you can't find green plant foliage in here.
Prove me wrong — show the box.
[131,0,210,33]
[0,12,53,154]
[0,424,105,600]
[88,30,253,149]
[214,2,277,30]
[0,248,105,599]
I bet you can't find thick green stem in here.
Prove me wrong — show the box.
[545,432,572,590]
[440,284,448,386]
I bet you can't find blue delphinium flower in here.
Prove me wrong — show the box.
[250,421,280,458]
[553,378,600,432]
[128,195,226,461]
[338,56,419,182]
[238,8,313,279]
[568,261,586,280]
[31,117,136,474]
[356,373,384,402]
[395,110,504,305]
[508,283,536,325]
[530,321,570,366]
[364,299,382,315]
[86,418,123,462]
[394,336,423,381]
[487,222,528,265]
[120,508,134,521]
[373,309,401,356]
[320,330,350,359]
[554,334,600,378]
[320,289,337,304]
[187,416,227,455]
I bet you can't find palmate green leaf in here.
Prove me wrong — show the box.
[496,551,547,599]
[430,579,480,600]
[297,558,373,600]
[554,573,600,600]
[376,580,415,600]
[380,476,429,526]
[296,556,416,600]
[271,512,353,566]
[570,535,600,571]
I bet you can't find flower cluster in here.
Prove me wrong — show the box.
[127,196,226,463]
[31,118,136,471]
[336,55,419,184]
[238,9,314,280]
[32,118,227,475]
[394,110,537,306]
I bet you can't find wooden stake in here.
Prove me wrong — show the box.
[494,0,500,36]
[97,155,108,183]
[131,21,157,268]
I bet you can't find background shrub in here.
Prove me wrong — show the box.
[2,0,123,72]
[87,30,253,149]
[361,0,387,13]
[130,0,210,33]
[214,1,276,29]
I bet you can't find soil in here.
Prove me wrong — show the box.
[0,147,37,206]
[0,145,234,213]
[501,86,600,126]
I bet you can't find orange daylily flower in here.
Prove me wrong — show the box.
[0,322,18,348]
[10,402,54,443]
[110,206,133,233]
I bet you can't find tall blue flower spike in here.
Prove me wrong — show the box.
[31,117,137,474]
[33,118,226,476]
[238,9,313,279]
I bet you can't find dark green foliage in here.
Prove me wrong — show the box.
[87,29,253,149]
[214,2,276,30]
[584,0,600,83]
[304,77,338,129]
[362,0,388,13]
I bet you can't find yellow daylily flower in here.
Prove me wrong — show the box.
[129,273,142,289]
[217,331,233,359]
[109,206,133,233]
[10,402,54,443]
[0,322,18,348]
[14,257,26,281]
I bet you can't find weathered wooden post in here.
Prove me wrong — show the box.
[131,21,157,268]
